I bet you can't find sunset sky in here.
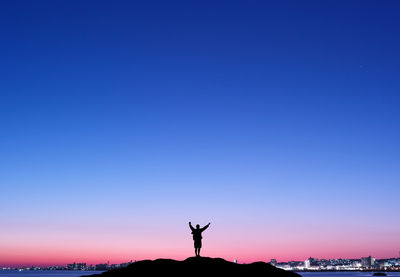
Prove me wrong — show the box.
[1,0,400,266]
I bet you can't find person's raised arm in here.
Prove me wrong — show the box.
[189,221,195,231]
[201,222,211,232]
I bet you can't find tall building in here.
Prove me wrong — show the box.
[304,260,311,269]
[308,257,319,266]
[361,256,375,267]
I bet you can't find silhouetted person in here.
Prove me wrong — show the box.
[189,221,210,257]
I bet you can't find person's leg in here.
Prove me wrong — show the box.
[198,247,201,257]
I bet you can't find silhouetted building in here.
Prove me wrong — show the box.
[270,259,277,266]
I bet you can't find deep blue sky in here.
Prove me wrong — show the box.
[1,0,400,263]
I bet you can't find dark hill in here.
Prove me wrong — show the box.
[84,257,300,277]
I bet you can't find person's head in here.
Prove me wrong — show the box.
[196,224,200,229]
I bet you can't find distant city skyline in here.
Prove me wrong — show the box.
[2,255,400,270]
[2,253,400,268]
[1,0,400,266]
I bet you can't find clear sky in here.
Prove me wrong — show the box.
[1,0,400,266]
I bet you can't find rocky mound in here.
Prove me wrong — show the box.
[84,256,300,277]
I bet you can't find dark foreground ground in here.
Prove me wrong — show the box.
[84,257,301,277]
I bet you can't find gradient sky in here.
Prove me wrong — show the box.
[1,0,400,266]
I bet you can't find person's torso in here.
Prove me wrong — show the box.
[192,229,202,240]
